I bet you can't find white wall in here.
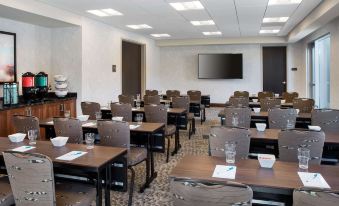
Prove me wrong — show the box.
[155,44,262,103]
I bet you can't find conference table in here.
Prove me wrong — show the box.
[39,119,165,192]
[0,137,127,206]
[170,155,339,204]
[249,102,293,108]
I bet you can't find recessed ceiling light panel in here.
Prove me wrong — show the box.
[268,0,302,5]
[126,24,152,29]
[203,31,222,36]
[151,34,171,37]
[87,8,123,17]
[170,1,204,11]
[191,20,215,26]
[263,17,289,23]
[259,29,280,34]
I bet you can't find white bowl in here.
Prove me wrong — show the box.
[55,82,68,89]
[51,137,69,147]
[281,100,286,104]
[55,89,68,97]
[8,133,26,143]
[77,115,89,122]
[252,99,258,103]
[112,116,124,121]
[256,123,266,132]
[308,125,321,131]
[253,108,261,113]
[258,154,276,168]
[54,75,67,82]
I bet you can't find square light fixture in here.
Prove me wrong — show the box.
[263,17,289,23]
[191,20,215,26]
[268,0,302,5]
[170,1,204,11]
[151,34,171,37]
[126,24,152,29]
[259,29,280,34]
[87,8,123,17]
[203,31,222,36]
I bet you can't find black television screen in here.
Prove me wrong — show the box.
[198,54,243,79]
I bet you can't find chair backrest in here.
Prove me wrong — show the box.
[97,120,130,149]
[110,103,132,122]
[293,98,314,113]
[12,115,40,139]
[144,95,160,105]
[3,151,56,206]
[166,90,180,100]
[293,188,339,206]
[311,109,339,133]
[144,104,167,124]
[53,117,83,144]
[170,178,253,206]
[229,97,249,107]
[278,129,325,164]
[145,90,158,96]
[258,91,274,102]
[209,126,251,160]
[172,96,190,111]
[268,108,297,129]
[260,98,281,112]
[234,91,249,98]
[187,90,201,103]
[81,101,101,120]
[282,92,298,103]
[118,94,134,106]
[223,107,251,128]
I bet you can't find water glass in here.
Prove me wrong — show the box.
[95,111,102,120]
[298,148,310,169]
[225,142,236,164]
[64,110,71,118]
[286,119,294,129]
[165,102,170,111]
[136,100,141,109]
[85,133,95,149]
[159,90,163,99]
[28,130,38,145]
[135,113,143,124]
[232,113,239,127]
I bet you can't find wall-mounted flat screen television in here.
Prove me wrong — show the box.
[198,53,243,79]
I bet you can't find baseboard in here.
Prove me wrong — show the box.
[210,103,225,107]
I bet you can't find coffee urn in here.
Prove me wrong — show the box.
[22,72,36,100]
[35,72,48,98]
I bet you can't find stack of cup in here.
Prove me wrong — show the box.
[298,148,310,169]
[225,141,236,164]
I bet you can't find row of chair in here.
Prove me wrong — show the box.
[234,91,299,103]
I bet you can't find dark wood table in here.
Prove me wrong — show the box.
[0,137,127,206]
[170,155,339,203]
[249,102,293,108]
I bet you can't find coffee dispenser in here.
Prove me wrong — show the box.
[22,72,36,100]
[35,72,48,98]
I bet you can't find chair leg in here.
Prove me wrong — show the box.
[128,167,135,206]
[188,121,192,140]
[192,118,196,134]
[166,136,171,163]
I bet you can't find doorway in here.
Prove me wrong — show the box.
[262,47,287,95]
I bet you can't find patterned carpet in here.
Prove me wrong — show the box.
[109,107,223,206]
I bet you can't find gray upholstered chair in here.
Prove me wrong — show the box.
[278,129,325,164]
[282,92,298,103]
[144,104,176,162]
[144,95,160,105]
[0,175,14,206]
[111,103,133,122]
[187,90,205,124]
[228,97,249,107]
[187,90,201,104]
[53,117,83,144]
[293,187,339,206]
[234,91,249,98]
[268,108,297,129]
[293,98,315,113]
[12,115,40,139]
[209,126,251,160]
[3,151,96,206]
[118,94,135,106]
[260,98,281,112]
[145,90,158,96]
[223,107,251,128]
[81,101,101,120]
[311,109,339,133]
[97,120,147,206]
[166,90,180,100]
[170,178,253,206]
[258,91,274,102]
[172,96,195,139]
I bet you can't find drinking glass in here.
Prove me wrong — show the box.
[298,147,310,169]
[135,113,143,125]
[28,130,37,145]
[232,113,239,127]
[286,119,294,129]
[95,111,102,120]
[165,102,170,111]
[64,110,71,118]
[225,141,236,164]
[85,133,95,149]
[159,90,163,99]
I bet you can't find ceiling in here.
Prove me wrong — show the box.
[36,0,322,40]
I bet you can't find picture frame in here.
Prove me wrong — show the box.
[0,31,17,84]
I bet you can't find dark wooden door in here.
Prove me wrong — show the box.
[122,41,141,96]
[263,47,286,95]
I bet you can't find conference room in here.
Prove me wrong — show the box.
[1,0,339,205]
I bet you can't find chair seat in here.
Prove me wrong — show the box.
[128,147,147,166]
[188,113,195,120]
[0,177,14,206]
[55,182,96,206]
[165,125,176,136]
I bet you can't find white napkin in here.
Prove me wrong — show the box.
[56,151,87,161]
[212,165,236,179]
[82,122,97,127]
[12,146,35,152]
[298,172,330,189]
[129,125,141,130]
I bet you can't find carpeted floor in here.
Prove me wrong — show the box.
[109,107,223,206]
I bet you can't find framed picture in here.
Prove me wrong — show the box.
[0,31,16,83]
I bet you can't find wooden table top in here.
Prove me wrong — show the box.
[249,102,293,107]
[218,111,311,120]
[170,155,339,191]
[0,137,126,169]
[101,106,186,115]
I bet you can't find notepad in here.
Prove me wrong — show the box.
[56,151,87,161]
[129,125,140,130]
[12,146,35,152]
[46,121,53,124]
[298,172,330,189]
[132,108,138,111]
[212,165,236,179]
[82,122,96,127]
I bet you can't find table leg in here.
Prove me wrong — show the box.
[105,163,111,206]
[140,133,157,192]
[171,114,181,156]
[96,169,103,206]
